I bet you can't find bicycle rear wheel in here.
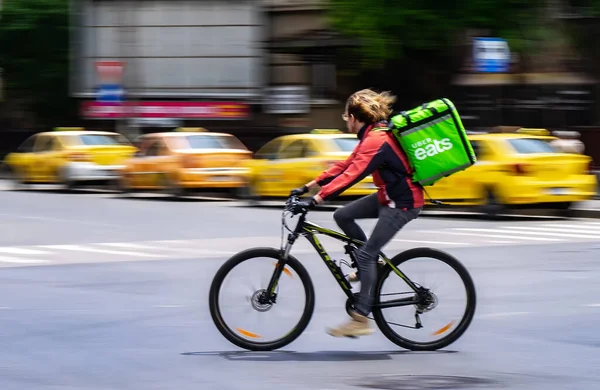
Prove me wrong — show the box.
[372,247,476,351]
[208,247,315,351]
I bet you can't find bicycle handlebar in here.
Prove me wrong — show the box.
[284,194,309,216]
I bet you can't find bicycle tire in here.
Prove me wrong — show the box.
[208,247,315,351]
[372,247,477,351]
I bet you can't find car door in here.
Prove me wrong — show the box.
[31,135,56,182]
[136,140,163,188]
[127,136,155,188]
[426,139,491,204]
[272,139,310,195]
[286,139,322,190]
[44,136,66,183]
[252,138,287,196]
[144,139,172,189]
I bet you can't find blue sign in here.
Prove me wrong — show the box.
[96,83,124,103]
[473,38,511,73]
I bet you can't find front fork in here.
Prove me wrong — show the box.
[263,233,297,303]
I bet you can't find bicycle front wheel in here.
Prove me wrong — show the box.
[208,247,315,351]
[372,247,477,351]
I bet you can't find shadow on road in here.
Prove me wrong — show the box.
[181,349,457,362]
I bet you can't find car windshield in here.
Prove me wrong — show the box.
[75,134,131,146]
[331,137,358,152]
[184,135,247,150]
[507,138,557,154]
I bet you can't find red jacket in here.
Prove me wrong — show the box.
[315,122,424,209]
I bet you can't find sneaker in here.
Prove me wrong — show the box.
[326,310,374,338]
[347,272,359,282]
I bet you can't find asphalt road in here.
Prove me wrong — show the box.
[1,186,600,390]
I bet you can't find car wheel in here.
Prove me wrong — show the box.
[237,179,260,206]
[161,175,186,199]
[57,166,78,192]
[555,202,574,218]
[9,168,28,191]
[481,188,504,219]
[113,176,132,196]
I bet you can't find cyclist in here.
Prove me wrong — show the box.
[290,88,424,338]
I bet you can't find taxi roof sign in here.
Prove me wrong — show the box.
[517,128,550,136]
[54,127,85,131]
[175,127,208,132]
[310,129,342,134]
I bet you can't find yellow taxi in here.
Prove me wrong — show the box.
[3,127,137,189]
[118,128,252,197]
[240,129,376,200]
[425,131,597,215]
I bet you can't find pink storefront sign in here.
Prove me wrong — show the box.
[81,101,250,119]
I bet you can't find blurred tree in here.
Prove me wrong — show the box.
[327,0,547,69]
[0,0,76,129]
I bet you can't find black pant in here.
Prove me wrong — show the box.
[333,193,421,316]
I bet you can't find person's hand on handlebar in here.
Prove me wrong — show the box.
[291,196,318,214]
[289,185,309,197]
[289,180,319,197]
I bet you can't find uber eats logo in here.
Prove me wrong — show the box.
[412,138,453,160]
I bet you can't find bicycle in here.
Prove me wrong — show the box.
[208,195,477,352]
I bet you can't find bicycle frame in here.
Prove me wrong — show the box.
[266,210,424,309]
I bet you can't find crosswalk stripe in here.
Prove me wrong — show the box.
[39,244,160,257]
[509,225,600,236]
[450,229,564,241]
[2,219,600,267]
[0,247,49,255]
[392,239,468,246]
[100,242,164,250]
[540,223,600,232]
[499,227,600,239]
[0,256,48,264]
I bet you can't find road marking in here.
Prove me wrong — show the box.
[153,305,185,308]
[100,242,163,250]
[479,311,532,318]
[581,303,600,307]
[0,256,48,264]
[0,213,121,229]
[392,239,467,246]
[501,226,600,239]
[542,223,600,231]
[438,229,563,241]
[485,240,517,244]
[0,247,49,255]
[39,244,160,257]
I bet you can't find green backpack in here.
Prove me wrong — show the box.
[383,98,477,187]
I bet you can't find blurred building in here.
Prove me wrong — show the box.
[262,0,354,133]
[70,0,264,141]
[69,0,600,153]
[69,0,352,149]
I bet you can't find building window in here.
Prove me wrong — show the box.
[311,62,337,100]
